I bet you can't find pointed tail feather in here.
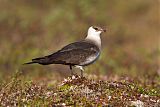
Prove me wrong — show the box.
[23,57,46,65]
[23,61,36,65]
[24,56,51,65]
[23,52,59,65]
[32,57,49,64]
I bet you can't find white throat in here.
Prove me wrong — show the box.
[85,27,101,49]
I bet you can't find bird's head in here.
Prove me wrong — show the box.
[87,26,106,37]
[85,26,106,49]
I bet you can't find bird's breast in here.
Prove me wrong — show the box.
[79,52,100,66]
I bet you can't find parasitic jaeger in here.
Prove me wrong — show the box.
[24,26,106,77]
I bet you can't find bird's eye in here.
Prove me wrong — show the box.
[94,27,98,30]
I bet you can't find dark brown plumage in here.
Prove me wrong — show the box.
[24,41,100,66]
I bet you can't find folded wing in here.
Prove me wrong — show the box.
[26,41,100,66]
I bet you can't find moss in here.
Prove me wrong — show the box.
[0,74,159,106]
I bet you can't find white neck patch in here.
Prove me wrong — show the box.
[85,27,102,49]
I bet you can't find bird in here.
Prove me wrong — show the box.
[24,26,106,77]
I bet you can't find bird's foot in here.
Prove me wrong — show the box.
[75,65,84,77]
[75,65,84,71]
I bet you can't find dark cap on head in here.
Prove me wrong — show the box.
[92,26,106,32]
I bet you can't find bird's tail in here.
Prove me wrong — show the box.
[23,61,36,65]
[23,57,49,65]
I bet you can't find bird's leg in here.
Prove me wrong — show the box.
[80,68,84,77]
[69,65,73,75]
[75,65,84,77]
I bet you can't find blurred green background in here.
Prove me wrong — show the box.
[0,0,159,82]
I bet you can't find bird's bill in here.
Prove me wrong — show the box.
[99,27,107,32]
[100,28,106,32]
[102,29,106,32]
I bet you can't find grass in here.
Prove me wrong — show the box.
[0,71,159,106]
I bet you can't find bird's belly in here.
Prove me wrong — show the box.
[79,53,100,66]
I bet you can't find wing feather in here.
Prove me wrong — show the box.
[46,41,100,65]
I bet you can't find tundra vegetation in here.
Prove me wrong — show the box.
[0,0,159,106]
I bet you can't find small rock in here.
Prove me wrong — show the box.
[130,100,144,107]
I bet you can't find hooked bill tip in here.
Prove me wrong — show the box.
[102,28,107,32]
[103,29,106,32]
